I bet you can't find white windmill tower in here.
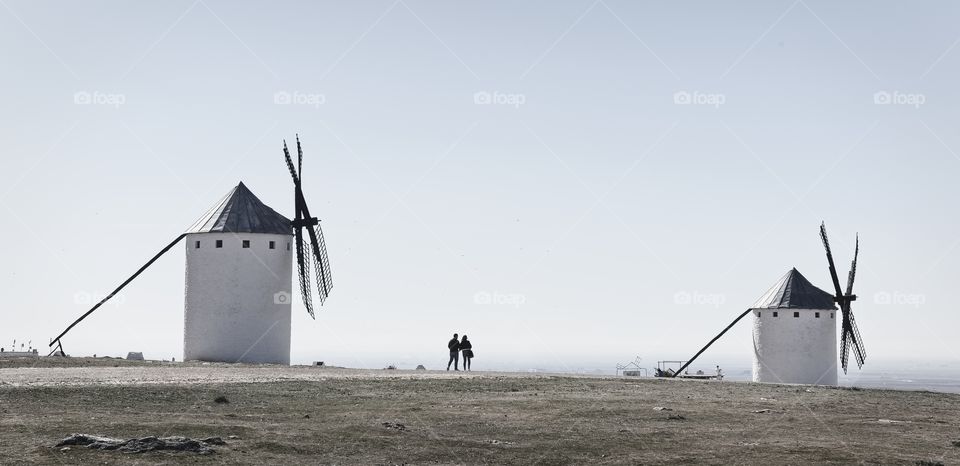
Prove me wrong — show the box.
[182,182,295,364]
[48,136,333,364]
[750,268,839,385]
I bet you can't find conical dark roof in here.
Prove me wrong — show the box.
[751,268,837,310]
[186,182,291,235]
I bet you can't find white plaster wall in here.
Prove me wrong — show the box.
[752,308,838,385]
[184,232,293,364]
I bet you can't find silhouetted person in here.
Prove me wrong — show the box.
[460,335,473,371]
[447,333,460,370]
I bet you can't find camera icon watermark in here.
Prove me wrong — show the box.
[473,90,525,109]
[473,290,526,308]
[274,291,292,305]
[673,90,725,108]
[874,291,925,308]
[274,90,325,108]
[674,291,726,308]
[73,91,126,109]
[873,90,925,109]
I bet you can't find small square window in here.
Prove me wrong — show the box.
[793,312,800,318]
[831,312,834,319]
[772,311,778,317]
[287,242,291,251]
[242,240,250,248]
[815,312,820,318]
[757,311,761,318]
[269,241,276,250]
[195,241,200,249]
[216,240,223,248]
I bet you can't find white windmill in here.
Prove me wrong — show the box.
[49,136,333,364]
[672,222,866,386]
[752,223,865,384]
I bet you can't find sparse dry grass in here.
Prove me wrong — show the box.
[1,360,958,465]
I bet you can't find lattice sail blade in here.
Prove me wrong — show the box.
[840,327,851,373]
[294,229,315,319]
[283,140,301,186]
[839,302,852,374]
[846,235,859,296]
[296,134,303,177]
[311,224,333,304]
[820,222,845,298]
[849,310,866,368]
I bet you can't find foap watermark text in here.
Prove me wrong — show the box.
[74,91,126,109]
[474,291,526,308]
[474,91,525,108]
[874,291,925,308]
[73,291,126,308]
[674,90,725,108]
[873,91,925,108]
[274,90,325,108]
[674,291,726,308]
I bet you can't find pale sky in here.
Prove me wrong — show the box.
[2,1,959,376]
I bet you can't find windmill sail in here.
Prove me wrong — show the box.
[820,222,866,373]
[283,136,333,318]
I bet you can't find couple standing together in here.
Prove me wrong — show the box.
[446,333,474,371]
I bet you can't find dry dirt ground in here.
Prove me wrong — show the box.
[1,358,959,465]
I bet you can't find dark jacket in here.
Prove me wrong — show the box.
[460,340,472,351]
[448,338,460,352]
